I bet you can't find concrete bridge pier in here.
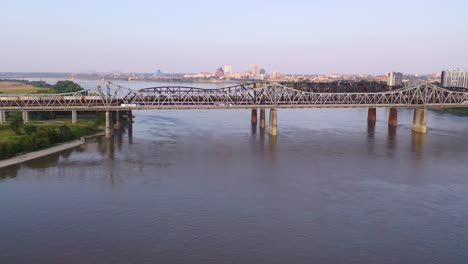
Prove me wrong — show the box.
[260,109,266,128]
[251,109,258,125]
[388,108,398,127]
[71,110,78,124]
[269,109,277,136]
[105,110,114,138]
[0,111,5,124]
[368,108,377,122]
[22,111,29,124]
[412,108,427,134]
[115,110,122,129]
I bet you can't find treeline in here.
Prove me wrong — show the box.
[0,124,97,160]
[35,80,84,93]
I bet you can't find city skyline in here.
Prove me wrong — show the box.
[1,0,468,74]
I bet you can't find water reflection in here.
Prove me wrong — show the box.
[128,122,133,144]
[251,123,257,134]
[115,129,124,151]
[387,125,397,154]
[0,164,20,180]
[105,137,115,161]
[268,134,277,160]
[411,132,426,160]
[366,120,376,154]
[367,120,376,138]
[259,127,266,148]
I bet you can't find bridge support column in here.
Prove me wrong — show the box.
[251,109,258,125]
[115,110,122,129]
[127,110,133,124]
[260,109,266,128]
[388,108,398,127]
[22,111,29,124]
[269,109,277,136]
[71,110,78,124]
[105,110,113,138]
[412,108,427,134]
[0,111,5,124]
[368,108,376,122]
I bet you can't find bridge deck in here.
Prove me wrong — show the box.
[1,82,468,111]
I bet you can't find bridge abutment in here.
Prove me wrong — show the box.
[388,108,398,127]
[368,108,376,122]
[22,111,29,124]
[412,108,427,134]
[269,109,277,136]
[251,109,258,125]
[71,110,78,124]
[105,110,113,138]
[0,111,5,124]
[260,109,266,128]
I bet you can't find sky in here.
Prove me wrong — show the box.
[1,0,467,74]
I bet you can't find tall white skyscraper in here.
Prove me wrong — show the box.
[387,72,403,87]
[441,69,468,88]
[224,64,232,77]
[252,65,259,75]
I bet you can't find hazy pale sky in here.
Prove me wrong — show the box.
[1,0,467,74]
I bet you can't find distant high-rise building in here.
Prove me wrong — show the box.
[214,67,224,78]
[259,68,266,75]
[271,72,283,80]
[441,69,468,88]
[153,70,164,77]
[224,64,232,77]
[252,65,259,75]
[387,72,403,87]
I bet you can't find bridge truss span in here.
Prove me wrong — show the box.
[1,82,468,111]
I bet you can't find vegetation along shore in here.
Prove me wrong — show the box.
[0,80,104,161]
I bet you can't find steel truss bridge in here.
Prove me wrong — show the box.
[1,82,468,111]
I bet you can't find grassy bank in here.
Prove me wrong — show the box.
[0,81,51,94]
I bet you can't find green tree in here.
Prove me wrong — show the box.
[53,81,83,93]
[23,124,37,135]
[10,117,23,135]
[0,143,7,159]
[58,125,74,142]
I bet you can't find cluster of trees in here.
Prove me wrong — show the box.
[38,80,84,93]
[0,123,97,160]
[280,80,394,93]
[52,81,83,93]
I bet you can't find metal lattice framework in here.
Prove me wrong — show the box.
[1,82,468,111]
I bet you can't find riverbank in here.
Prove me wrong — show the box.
[441,108,468,115]
[0,137,85,169]
[0,131,106,169]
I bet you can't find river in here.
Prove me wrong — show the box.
[1,79,468,263]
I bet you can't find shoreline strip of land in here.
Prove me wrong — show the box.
[0,138,86,169]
